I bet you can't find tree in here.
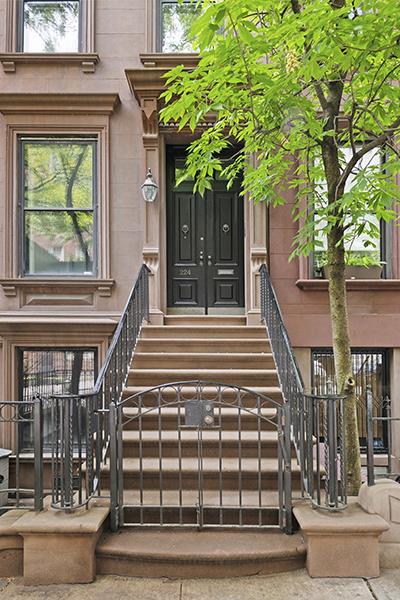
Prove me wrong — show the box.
[161,0,400,494]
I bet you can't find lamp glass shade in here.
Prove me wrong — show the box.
[141,169,158,202]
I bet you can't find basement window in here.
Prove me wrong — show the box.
[18,347,97,450]
[311,348,390,453]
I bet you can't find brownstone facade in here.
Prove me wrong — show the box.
[0,0,398,469]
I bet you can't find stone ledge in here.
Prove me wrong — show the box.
[12,505,109,534]
[0,53,100,73]
[11,506,109,586]
[0,510,27,577]
[358,479,400,568]
[294,500,389,578]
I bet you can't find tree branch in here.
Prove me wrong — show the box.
[336,116,400,197]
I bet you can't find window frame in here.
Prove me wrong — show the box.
[17,0,83,53]
[18,135,99,278]
[156,0,200,53]
[310,146,392,279]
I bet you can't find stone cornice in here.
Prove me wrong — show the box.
[0,52,100,73]
[0,93,120,115]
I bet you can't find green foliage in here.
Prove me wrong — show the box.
[161,0,400,262]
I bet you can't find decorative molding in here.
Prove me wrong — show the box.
[2,118,112,283]
[0,53,100,74]
[140,53,199,69]
[296,278,400,291]
[143,248,160,273]
[125,55,199,141]
[23,294,94,307]
[0,279,115,305]
[0,93,120,115]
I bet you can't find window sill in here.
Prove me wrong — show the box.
[296,278,400,291]
[0,53,100,74]
[0,278,115,300]
[139,53,199,69]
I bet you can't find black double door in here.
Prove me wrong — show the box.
[167,147,244,313]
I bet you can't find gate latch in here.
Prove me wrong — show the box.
[185,399,214,428]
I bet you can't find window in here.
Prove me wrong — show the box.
[157,0,201,52]
[313,147,389,278]
[312,349,390,452]
[19,137,97,276]
[18,0,81,53]
[18,348,97,450]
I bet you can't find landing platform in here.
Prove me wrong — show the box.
[96,529,306,578]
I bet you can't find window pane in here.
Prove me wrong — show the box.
[162,2,201,52]
[23,0,80,52]
[25,210,94,275]
[19,349,96,449]
[24,141,94,209]
[313,147,383,272]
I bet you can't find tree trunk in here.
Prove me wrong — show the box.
[321,104,362,495]
[327,227,362,496]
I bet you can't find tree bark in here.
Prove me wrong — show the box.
[327,226,362,495]
[321,103,362,495]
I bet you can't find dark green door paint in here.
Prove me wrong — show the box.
[167,147,244,312]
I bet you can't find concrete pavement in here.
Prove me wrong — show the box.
[0,570,399,600]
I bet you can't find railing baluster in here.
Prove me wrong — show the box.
[259,264,347,515]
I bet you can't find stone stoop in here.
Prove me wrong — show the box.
[293,499,389,578]
[359,479,400,569]
[2,505,110,585]
[0,510,25,578]
[96,529,306,578]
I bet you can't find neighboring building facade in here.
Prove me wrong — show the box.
[0,0,398,470]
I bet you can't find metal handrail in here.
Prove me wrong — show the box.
[366,390,399,486]
[50,264,150,510]
[0,397,43,511]
[259,263,347,511]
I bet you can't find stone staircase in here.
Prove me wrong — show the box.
[97,315,306,577]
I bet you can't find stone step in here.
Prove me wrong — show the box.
[120,430,289,459]
[164,315,247,326]
[96,529,306,578]
[101,457,301,490]
[132,352,275,369]
[136,338,271,353]
[128,369,279,387]
[141,325,266,339]
[118,489,281,527]
[122,406,279,431]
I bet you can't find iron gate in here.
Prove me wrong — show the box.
[109,381,292,532]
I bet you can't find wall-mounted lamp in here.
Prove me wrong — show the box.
[141,168,158,203]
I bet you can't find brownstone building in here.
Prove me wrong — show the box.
[0,0,399,579]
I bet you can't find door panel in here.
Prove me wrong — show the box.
[167,147,244,312]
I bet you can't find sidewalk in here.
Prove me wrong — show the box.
[0,570,399,600]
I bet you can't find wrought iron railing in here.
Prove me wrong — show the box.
[109,381,293,533]
[50,264,150,510]
[0,398,43,511]
[366,388,399,486]
[260,264,347,510]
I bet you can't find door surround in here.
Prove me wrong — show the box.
[125,59,268,324]
[166,145,245,315]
